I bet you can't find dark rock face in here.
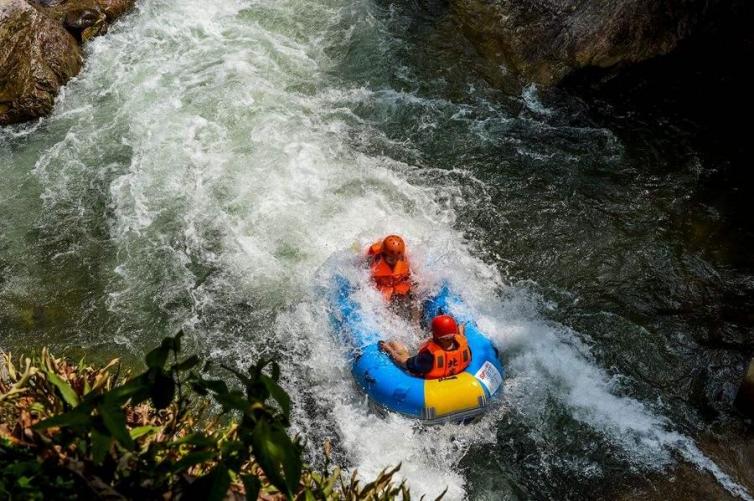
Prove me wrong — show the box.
[450,0,746,86]
[0,0,135,125]
[735,359,754,418]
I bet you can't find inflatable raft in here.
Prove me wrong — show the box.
[330,276,504,424]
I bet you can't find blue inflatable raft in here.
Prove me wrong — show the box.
[330,276,504,424]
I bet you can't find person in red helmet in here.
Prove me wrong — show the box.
[367,235,412,301]
[379,314,471,379]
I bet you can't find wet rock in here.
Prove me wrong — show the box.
[30,0,128,25]
[1,0,134,125]
[64,8,107,42]
[735,358,754,418]
[450,0,747,86]
[616,425,754,500]
[94,0,135,22]
[0,0,82,125]
[31,0,136,28]
[29,0,108,39]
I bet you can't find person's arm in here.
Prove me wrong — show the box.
[379,341,434,375]
[405,351,433,376]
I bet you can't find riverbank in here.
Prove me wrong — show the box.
[0,334,415,499]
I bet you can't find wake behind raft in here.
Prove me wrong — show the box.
[330,277,504,424]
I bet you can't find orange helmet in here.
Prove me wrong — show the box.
[431,315,458,340]
[382,235,405,258]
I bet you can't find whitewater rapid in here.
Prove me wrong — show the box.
[1,0,751,499]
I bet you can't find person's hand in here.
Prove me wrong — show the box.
[380,339,409,367]
[379,340,392,356]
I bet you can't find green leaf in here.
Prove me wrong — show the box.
[191,378,229,396]
[170,450,216,473]
[242,474,261,501]
[190,382,208,396]
[104,376,150,406]
[213,390,251,414]
[97,402,133,449]
[29,402,46,414]
[219,439,244,458]
[188,464,230,501]
[144,331,183,370]
[173,355,200,372]
[251,419,301,498]
[91,428,112,464]
[44,371,80,407]
[149,372,176,409]
[34,407,92,430]
[129,425,160,440]
[172,330,183,353]
[171,432,216,448]
[145,342,170,370]
[222,363,253,388]
[259,374,291,420]
[249,358,269,379]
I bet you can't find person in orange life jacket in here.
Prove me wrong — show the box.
[379,314,471,379]
[367,235,412,302]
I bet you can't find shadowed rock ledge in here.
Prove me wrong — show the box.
[450,0,750,87]
[0,0,134,125]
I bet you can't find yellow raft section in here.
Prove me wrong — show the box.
[423,372,486,420]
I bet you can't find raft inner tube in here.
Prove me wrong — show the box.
[330,276,504,424]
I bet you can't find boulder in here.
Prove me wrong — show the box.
[0,0,135,126]
[450,0,746,86]
[0,0,82,125]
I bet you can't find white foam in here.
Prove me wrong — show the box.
[522,83,553,116]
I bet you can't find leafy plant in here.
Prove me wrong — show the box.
[0,332,441,500]
[0,437,82,500]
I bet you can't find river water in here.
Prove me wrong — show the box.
[1,0,753,499]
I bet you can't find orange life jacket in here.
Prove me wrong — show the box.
[367,242,411,300]
[418,333,471,380]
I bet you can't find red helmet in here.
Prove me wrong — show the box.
[431,315,457,340]
[382,235,405,258]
